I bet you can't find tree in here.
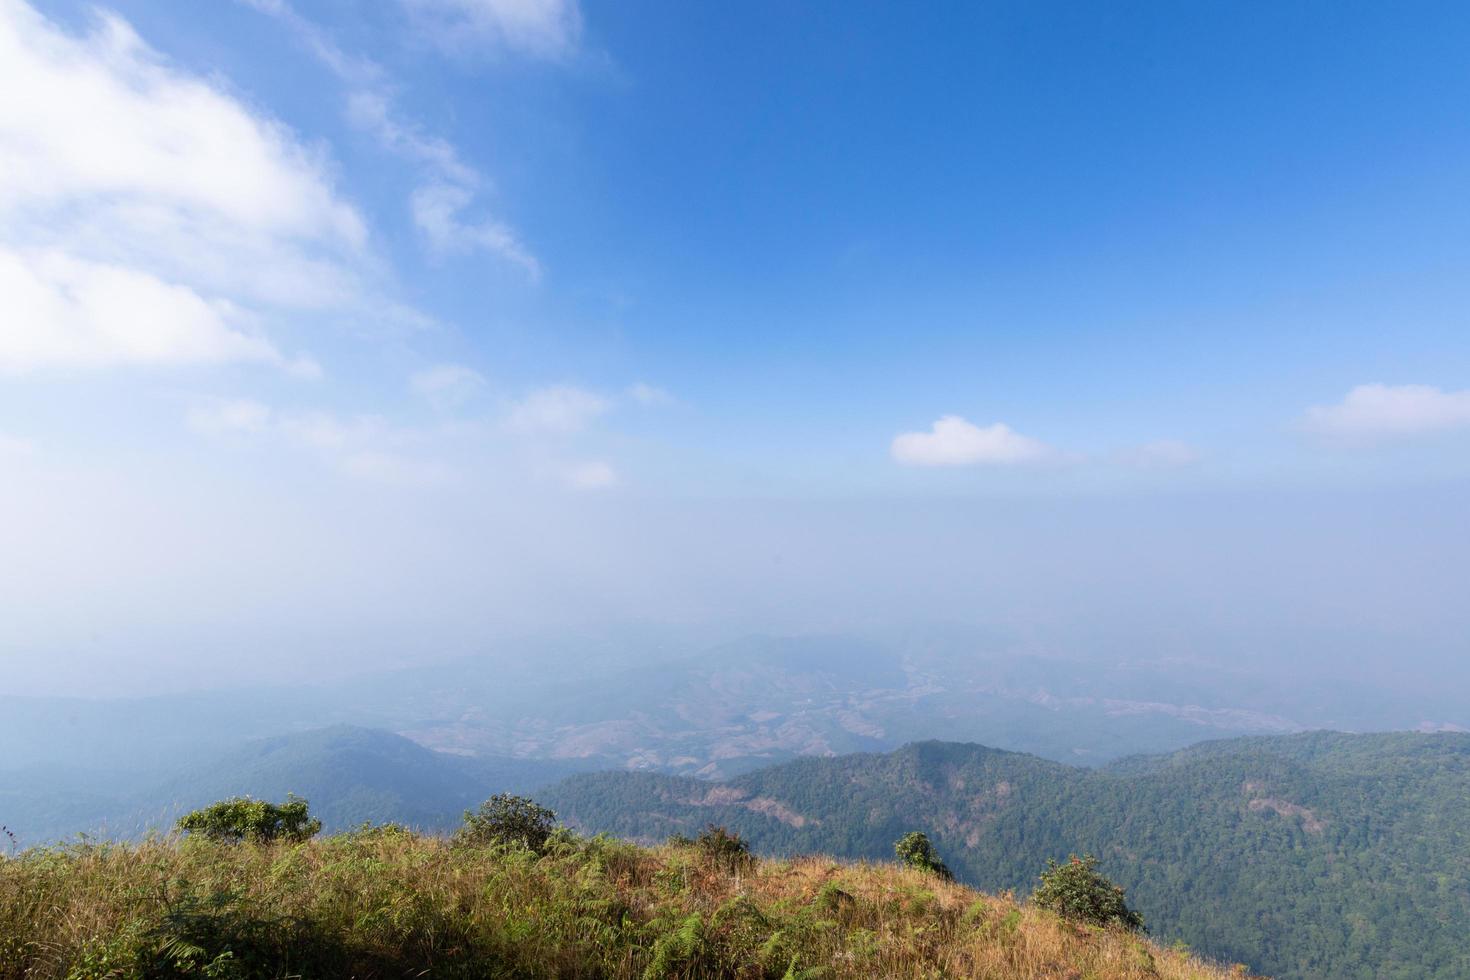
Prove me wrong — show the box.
[1031,855,1144,930]
[176,795,321,843]
[457,794,557,852]
[894,831,953,880]
[695,824,752,872]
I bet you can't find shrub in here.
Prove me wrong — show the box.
[695,825,752,872]
[1031,855,1144,931]
[457,794,557,853]
[175,795,321,843]
[894,831,953,880]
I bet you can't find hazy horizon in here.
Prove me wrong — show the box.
[3,0,1468,713]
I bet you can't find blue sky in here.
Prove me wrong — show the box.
[3,0,1469,693]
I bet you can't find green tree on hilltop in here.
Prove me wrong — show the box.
[1032,855,1143,931]
[176,795,321,843]
[457,794,558,853]
[894,831,953,880]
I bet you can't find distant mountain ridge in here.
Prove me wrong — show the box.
[542,731,1470,980]
[8,721,1468,978]
[0,726,587,844]
[7,634,1464,789]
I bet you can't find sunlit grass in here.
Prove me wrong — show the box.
[0,828,1256,978]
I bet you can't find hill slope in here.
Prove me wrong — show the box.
[543,731,1470,980]
[0,726,585,843]
[0,829,1250,980]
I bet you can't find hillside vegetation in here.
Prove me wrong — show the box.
[544,732,1470,980]
[0,827,1249,980]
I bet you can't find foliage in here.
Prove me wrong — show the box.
[893,831,952,880]
[0,830,1244,980]
[1032,854,1144,931]
[695,824,752,872]
[456,793,557,853]
[175,796,320,844]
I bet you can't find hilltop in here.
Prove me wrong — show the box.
[0,827,1249,980]
[543,731,1470,980]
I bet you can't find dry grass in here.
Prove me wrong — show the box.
[0,829,1258,979]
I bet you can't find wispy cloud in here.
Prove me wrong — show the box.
[505,384,610,434]
[185,398,274,435]
[891,415,1053,466]
[346,91,478,185]
[410,363,488,409]
[411,183,541,277]
[1302,383,1470,443]
[398,0,582,60]
[243,0,542,277]
[0,0,362,373]
[187,399,453,486]
[627,382,674,407]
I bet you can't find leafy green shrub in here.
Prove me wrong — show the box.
[1031,855,1144,931]
[893,831,953,880]
[643,912,708,979]
[175,796,321,844]
[457,794,557,853]
[695,825,752,872]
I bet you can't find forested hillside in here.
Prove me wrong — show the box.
[543,731,1470,980]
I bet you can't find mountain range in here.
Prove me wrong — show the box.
[7,633,1463,788]
[6,722,1468,979]
[544,731,1470,980]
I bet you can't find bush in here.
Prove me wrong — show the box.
[175,795,321,843]
[457,794,557,853]
[695,825,752,872]
[894,831,953,880]
[1031,855,1144,931]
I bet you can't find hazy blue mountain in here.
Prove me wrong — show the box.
[4,633,1462,789]
[0,726,587,845]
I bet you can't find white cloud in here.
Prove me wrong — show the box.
[891,415,1053,467]
[185,398,273,435]
[1117,439,1202,468]
[411,363,487,408]
[0,0,367,372]
[506,385,609,434]
[236,0,378,85]
[0,2,362,245]
[1302,383,1470,443]
[562,459,617,490]
[399,0,582,59]
[241,2,539,276]
[411,182,540,278]
[627,382,674,407]
[0,249,286,374]
[347,91,478,186]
